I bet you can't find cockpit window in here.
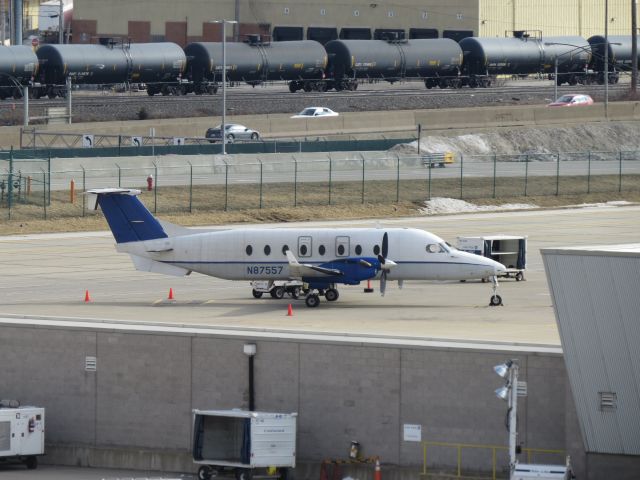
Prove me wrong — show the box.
[426,243,448,254]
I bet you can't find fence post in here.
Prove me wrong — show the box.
[82,166,86,217]
[42,169,47,220]
[619,150,623,192]
[153,162,158,213]
[224,160,229,211]
[493,154,497,198]
[428,156,432,200]
[47,151,51,206]
[259,160,263,209]
[396,155,400,203]
[459,153,464,199]
[328,157,332,205]
[361,155,365,204]
[524,154,529,196]
[116,163,121,188]
[294,159,298,207]
[7,147,13,220]
[587,151,592,194]
[118,135,122,156]
[556,153,560,196]
[189,161,193,213]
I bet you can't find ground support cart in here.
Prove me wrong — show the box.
[0,403,45,469]
[193,409,297,480]
[456,235,527,281]
[251,280,303,299]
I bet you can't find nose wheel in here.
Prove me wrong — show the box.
[489,276,503,306]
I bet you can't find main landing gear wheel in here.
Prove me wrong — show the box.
[324,288,339,302]
[305,294,320,308]
[289,287,301,299]
[490,294,503,306]
[271,286,285,299]
[252,289,263,299]
[515,272,524,281]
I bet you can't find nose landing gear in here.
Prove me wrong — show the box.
[489,276,503,306]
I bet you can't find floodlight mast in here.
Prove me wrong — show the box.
[494,359,519,475]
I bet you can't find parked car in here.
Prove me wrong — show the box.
[547,94,594,107]
[290,107,339,118]
[205,124,260,143]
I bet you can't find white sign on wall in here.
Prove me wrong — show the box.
[131,136,143,147]
[403,424,422,442]
[82,134,94,148]
[173,137,185,146]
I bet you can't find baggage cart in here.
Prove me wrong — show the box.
[193,409,297,480]
[456,235,527,281]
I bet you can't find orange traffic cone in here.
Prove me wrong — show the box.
[84,290,91,303]
[287,304,293,316]
[364,279,374,293]
[168,288,175,300]
[374,458,381,480]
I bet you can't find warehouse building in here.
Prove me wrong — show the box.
[70,0,639,46]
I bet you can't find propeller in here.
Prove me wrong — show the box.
[377,232,396,296]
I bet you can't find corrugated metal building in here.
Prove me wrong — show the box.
[70,0,639,46]
[542,244,640,479]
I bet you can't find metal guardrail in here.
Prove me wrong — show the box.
[422,441,566,479]
[14,129,415,158]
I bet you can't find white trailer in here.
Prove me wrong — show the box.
[192,409,297,480]
[0,405,45,469]
[456,235,527,281]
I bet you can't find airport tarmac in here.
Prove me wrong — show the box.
[0,204,638,348]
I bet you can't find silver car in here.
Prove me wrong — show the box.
[205,124,260,143]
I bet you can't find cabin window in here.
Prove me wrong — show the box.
[337,245,345,255]
[355,245,362,255]
[298,236,312,257]
[373,245,380,255]
[282,245,289,255]
[246,245,253,255]
[319,245,326,255]
[264,245,271,256]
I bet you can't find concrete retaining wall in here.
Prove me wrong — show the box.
[0,323,581,478]
[3,102,640,149]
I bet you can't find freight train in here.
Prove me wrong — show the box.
[0,32,636,99]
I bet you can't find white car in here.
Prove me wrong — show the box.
[290,107,339,118]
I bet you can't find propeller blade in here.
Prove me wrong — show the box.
[378,254,385,265]
[380,271,387,297]
[382,232,389,259]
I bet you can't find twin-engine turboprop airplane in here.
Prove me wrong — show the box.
[88,188,507,307]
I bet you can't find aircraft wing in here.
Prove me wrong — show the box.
[285,251,343,278]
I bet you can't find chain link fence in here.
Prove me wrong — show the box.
[2,150,639,221]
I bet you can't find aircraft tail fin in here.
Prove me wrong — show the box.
[87,188,168,244]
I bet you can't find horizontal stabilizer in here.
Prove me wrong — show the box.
[130,254,191,277]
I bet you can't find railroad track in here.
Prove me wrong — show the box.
[24,82,629,109]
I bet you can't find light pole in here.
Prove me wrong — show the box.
[211,19,237,155]
[494,360,519,474]
[243,343,257,411]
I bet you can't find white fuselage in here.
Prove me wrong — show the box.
[118,227,506,282]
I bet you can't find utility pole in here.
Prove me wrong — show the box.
[58,0,63,44]
[632,0,638,96]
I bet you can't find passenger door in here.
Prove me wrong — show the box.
[298,236,312,257]
[335,236,350,257]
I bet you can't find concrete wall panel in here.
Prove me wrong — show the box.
[95,332,191,449]
[0,327,97,444]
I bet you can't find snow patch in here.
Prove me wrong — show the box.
[420,197,537,215]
